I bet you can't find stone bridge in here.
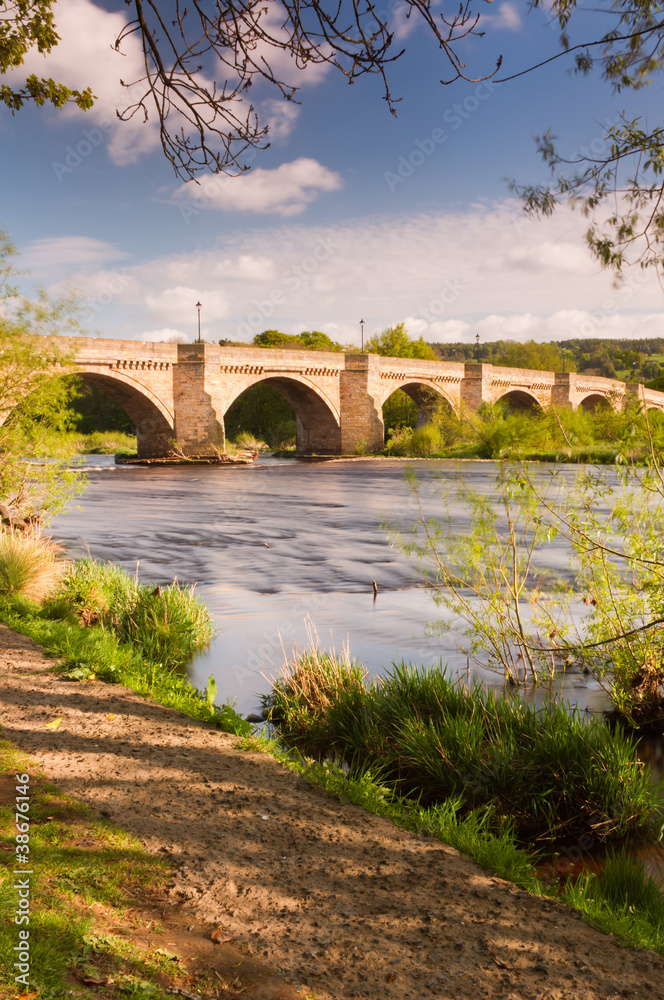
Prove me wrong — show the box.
[43,337,664,456]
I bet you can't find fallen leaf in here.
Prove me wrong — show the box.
[106,713,117,720]
[44,717,63,730]
[18,993,39,999]
[489,950,514,971]
[73,970,108,985]
[155,947,178,959]
[211,927,233,944]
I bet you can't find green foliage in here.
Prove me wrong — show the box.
[0,0,94,112]
[265,651,659,844]
[492,340,574,373]
[252,329,348,351]
[396,450,664,725]
[562,851,664,954]
[67,377,135,434]
[383,397,664,461]
[364,322,437,359]
[0,587,251,737]
[431,337,664,385]
[224,383,296,450]
[54,559,213,671]
[0,229,87,520]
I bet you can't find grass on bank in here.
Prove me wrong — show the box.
[0,742,245,1000]
[0,532,64,603]
[263,652,660,845]
[29,430,138,458]
[0,534,250,737]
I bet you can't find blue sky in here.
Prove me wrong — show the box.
[2,0,664,348]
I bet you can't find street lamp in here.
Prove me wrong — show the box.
[475,332,480,363]
[562,345,566,373]
[195,301,202,343]
[360,318,365,353]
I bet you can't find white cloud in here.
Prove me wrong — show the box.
[6,0,330,170]
[144,287,229,325]
[19,236,126,274]
[495,242,592,274]
[482,2,523,31]
[176,158,343,216]
[260,98,301,141]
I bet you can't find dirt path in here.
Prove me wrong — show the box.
[1,623,663,1000]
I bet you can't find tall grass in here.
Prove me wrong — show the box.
[0,531,64,602]
[265,655,660,844]
[53,558,212,670]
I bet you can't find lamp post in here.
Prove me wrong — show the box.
[475,332,480,363]
[562,345,566,373]
[195,301,202,343]
[360,318,365,353]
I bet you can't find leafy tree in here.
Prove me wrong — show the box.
[492,340,576,373]
[0,229,85,520]
[0,0,93,112]
[67,379,135,434]
[252,329,348,351]
[298,331,348,352]
[7,0,664,272]
[365,323,438,360]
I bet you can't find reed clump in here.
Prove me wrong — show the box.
[51,558,213,671]
[265,657,660,844]
[0,531,64,603]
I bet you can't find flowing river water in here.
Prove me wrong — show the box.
[51,454,664,875]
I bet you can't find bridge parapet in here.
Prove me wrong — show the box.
[14,336,664,457]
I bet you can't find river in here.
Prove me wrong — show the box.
[52,454,609,716]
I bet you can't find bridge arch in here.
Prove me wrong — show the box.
[74,368,175,457]
[222,374,341,453]
[578,392,614,413]
[493,389,544,413]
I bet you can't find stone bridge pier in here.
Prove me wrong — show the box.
[13,337,664,458]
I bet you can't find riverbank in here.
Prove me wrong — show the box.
[2,624,664,1000]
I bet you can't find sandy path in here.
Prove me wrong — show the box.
[1,623,663,1000]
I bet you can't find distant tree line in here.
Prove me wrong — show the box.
[430,338,664,385]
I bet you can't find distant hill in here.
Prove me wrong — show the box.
[428,338,664,385]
